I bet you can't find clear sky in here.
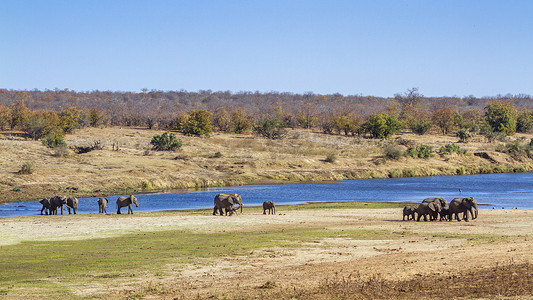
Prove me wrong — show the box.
[1,0,532,97]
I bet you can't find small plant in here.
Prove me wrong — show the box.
[456,128,473,143]
[42,136,67,148]
[150,132,182,151]
[17,161,34,175]
[52,146,69,157]
[12,186,22,192]
[439,143,467,155]
[141,181,153,190]
[259,280,278,289]
[384,144,404,160]
[407,145,434,159]
[325,152,337,163]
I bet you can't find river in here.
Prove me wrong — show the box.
[1,173,533,217]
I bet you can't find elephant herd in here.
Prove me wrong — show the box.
[403,197,478,222]
[38,195,139,215]
[37,193,271,216]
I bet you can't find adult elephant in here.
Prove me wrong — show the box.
[49,196,67,215]
[97,198,108,213]
[39,198,51,215]
[116,195,138,214]
[263,201,275,215]
[422,197,448,221]
[448,197,478,222]
[417,200,443,222]
[66,197,78,214]
[213,193,243,216]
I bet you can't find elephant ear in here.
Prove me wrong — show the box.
[428,203,437,212]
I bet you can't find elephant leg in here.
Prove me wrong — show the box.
[129,204,133,214]
[117,207,121,214]
[213,206,218,215]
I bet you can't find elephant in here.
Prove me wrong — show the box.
[49,196,67,215]
[263,201,275,215]
[97,198,108,213]
[39,198,51,215]
[422,198,448,221]
[116,195,138,214]
[402,206,416,221]
[448,197,478,222]
[213,193,243,216]
[417,200,442,222]
[66,197,78,214]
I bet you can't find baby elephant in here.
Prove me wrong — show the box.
[97,197,108,213]
[39,198,51,215]
[263,201,275,215]
[403,206,417,221]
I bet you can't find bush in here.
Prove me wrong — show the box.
[180,110,213,137]
[253,118,287,139]
[213,152,223,158]
[517,110,533,133]
[410,119,432,135]
[12,186,22,192]
[456,128,473,143]
[484,101,518,136]
[407,145,434,159]
[384,144,404,160]
[150,132,182,151]
[439,143,467,155]
[42,136,67,149]
[363,112,402,139]
[17,161,34,175]
[324,152,337,163]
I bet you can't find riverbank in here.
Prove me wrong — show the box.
[0,202,532,299]
[1,127,532,203]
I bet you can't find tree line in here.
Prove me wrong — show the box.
[0,88,532,142]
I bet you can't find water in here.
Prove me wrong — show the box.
[1,173,533,217]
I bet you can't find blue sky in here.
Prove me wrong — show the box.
[1,0,532,97]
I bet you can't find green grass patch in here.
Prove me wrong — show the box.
[0,224,397,298]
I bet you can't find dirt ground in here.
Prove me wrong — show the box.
[2,207,532,298]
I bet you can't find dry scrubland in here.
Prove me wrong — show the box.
[1,127,532,202]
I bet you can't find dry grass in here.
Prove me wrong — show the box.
[1,127,532,202]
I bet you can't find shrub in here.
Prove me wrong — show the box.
[12,186,22,192]
[484,101,518,136]
[58,105,84,134]
[516,110,533,133]
[384,144,404,160]
[407,145,434,159]
[253,118,287,139]
[410,119,432,135]
[53,146,70,157]
[456,128,473,143]
[439,143,467,155]
[150,132,182,151]
[325,152,337,163]
[363,112,402,139]
[17,161,34,175]
[42,136,67,148]
[213,151,223,158]
[180,110,212,137]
